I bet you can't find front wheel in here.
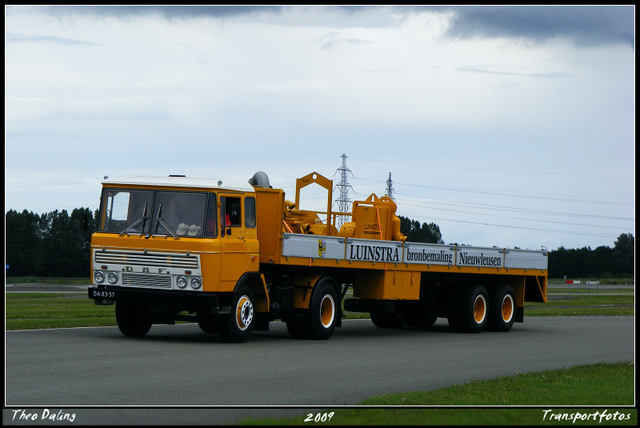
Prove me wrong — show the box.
[216,284,256,343]
[196,309,217,334]
[303,277,339,340]
[115,301,152,337]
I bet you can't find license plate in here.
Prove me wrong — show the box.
[90,289,116,300]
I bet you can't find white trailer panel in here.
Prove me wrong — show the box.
[403,242,455,266]
[282,234,346,260]
[504,249,548,270]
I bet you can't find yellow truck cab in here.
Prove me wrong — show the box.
[90,174,269,342]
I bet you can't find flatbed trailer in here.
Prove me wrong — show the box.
[89,171,547,342]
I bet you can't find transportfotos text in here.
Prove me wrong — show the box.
[542,409,632,423]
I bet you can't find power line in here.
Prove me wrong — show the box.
[414,215,624,240]
[396,192,634,222]
[397,200,630,230]
[349,156,634,181]
[354,177,633,206]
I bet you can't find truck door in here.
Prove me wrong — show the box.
[219,195,248,284]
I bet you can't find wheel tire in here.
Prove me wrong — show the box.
[487,285,516,332]
[303,277,339,340]
[406,310,438,328]
[457,284,489,333]
[371,311,407,328]
[285,317,307,339]
[216,284,256,343]
[447,286,465,332]
[196,309,217,334]
[115,301,152,337]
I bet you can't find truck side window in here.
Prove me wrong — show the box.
[245,197,256,228]
[226,197,241,227]
[204,194,217,237]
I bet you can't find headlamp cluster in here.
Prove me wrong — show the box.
[177,275,202,290]
[94,270,119,285]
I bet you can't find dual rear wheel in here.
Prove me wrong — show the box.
[448,284,515,333]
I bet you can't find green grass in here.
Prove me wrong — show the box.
[5,293,116,330]
[525,295,634,317]
[237,363,636,426]
[359,362,634,405]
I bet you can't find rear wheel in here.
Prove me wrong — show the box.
[216,284,255,343]
[447,286,465,332]
[303,277,339,340]
[458,285,489,333]
[115,301,152,337]
[371,311,407,328]
[285,316,307,339]
[487,285,516,332]
[406,310,438,328]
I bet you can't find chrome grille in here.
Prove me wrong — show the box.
[95,249,198,269]
[122,273,172,289]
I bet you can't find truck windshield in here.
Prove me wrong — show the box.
[152,191,207,237]
[99,189,154,234]
[98,189,210,237]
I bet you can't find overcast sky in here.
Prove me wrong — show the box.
[5,5,635,251]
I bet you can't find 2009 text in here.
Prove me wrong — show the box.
[304,412,334,423]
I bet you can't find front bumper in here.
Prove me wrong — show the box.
[88,285,225,311]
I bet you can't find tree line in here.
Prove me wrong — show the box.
[546,233,634,279]
[4,209,634,279]
[6,208,97,277]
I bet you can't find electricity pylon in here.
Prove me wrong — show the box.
[385,172,395,201]
[333,154,354,228]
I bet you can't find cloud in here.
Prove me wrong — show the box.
[440,5,635,48]
[24,5,283,20]
[456,65,573,78]
[10,5,633,48]
[6,32,99,46]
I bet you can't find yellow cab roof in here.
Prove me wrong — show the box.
[101,175,255,192]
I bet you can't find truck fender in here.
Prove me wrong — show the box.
[235,272,269,313]
[233,272,270,332]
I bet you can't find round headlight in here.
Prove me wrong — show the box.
[108,272,119,284]
[94,270,105,284]
[190,277,202,290]
[176,275,188,289]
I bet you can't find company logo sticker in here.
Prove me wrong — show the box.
[317,239,327,258]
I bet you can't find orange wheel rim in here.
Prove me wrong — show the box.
[501,294,514,323]
[320,294,335,328]
[473,294,487,324]
[236,295,254,331]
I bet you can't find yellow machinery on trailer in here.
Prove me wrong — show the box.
[89,171,547,342]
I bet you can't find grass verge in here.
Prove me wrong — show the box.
[525,295,634,317]
[6,293,116,330]
[237,363,636,426]
[358,362,634,405]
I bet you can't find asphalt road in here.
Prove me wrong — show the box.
[4,315,634,425]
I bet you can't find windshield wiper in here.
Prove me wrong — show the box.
[119,203,149,236]
[153,203,179,239]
